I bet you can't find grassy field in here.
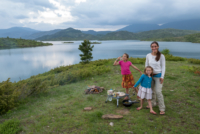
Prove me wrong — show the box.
[0,60,200,134]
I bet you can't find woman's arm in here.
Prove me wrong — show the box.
[113,57,121,66]
[145,54,149,67]
[160,54,166,84]
[133,74,144,87]
[131,64,143,75]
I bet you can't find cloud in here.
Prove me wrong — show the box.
[0,0,200,31]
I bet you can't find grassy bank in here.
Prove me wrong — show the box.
[0,37,53,48]
[0,57,200,133]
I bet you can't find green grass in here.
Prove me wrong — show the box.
[0,60,200,134]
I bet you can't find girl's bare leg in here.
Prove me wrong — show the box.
[124,88,129,100]
[147,100,156,114]
[137,99,144,110]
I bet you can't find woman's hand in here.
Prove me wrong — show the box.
[160,78,164,84]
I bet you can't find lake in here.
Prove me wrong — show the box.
[1,40,200,82]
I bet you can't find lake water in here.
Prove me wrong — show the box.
[0,40,200,82]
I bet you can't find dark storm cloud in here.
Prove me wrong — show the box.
[0,0,200,31]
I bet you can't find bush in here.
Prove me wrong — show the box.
[0,119,22,134]
[188,58,200,64]
[27,78,48,96]
[0,78,20,114]
[129,57,145,64]
[161,49,170,55]
[0,78,48,114]
[181,66,200,75]
[165,54,186,61]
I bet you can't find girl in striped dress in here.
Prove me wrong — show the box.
[133,66,157,115]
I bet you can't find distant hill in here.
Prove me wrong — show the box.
[82,30,112,35]
[132,28,200,40]
[24,29,62,39]
[36,28,200,41]
[117,23,160,33]
[100,31,137,40]
[142,33,200,43]
[0,27,39,38]
[161,19,200,31]
[36,28,97,41]
[118,19,200,33]
[99,29,200,40]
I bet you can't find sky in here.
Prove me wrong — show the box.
[0,0,200,31]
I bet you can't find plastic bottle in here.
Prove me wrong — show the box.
[108,89,112,101]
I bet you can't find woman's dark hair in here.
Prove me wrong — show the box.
[150,41,161,61]
[144,66,154,77]
[124,53,129,58]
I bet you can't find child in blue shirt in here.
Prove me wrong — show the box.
[133,66,157,115]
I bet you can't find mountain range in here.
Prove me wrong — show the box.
[0,27,39,38]
[36,28,200,41]
[118,19,200,32]
[0,19,200,40]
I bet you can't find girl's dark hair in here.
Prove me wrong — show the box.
[151,41,161,61]
[144,66,154,77]
[124,53,129,58]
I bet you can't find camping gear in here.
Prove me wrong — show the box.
[105,91,139,107]
[105,92,129,107]
[122,99,139,107]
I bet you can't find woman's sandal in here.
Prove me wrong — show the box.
[150,111,157,115]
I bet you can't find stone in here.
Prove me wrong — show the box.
[109,122,114,126]
[102,114,123,119]
[84,107,92,111]
[116,109,130,115]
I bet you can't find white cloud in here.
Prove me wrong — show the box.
[19,0,76,25]
[75,0,86,4]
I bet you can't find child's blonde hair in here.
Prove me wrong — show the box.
[144,66,154,77]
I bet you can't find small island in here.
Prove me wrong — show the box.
[90,42,101,44]
[63,42,74,43]
[0,37,53,48]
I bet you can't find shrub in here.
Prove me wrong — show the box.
[165,54,186,61]
[0,119,22,134]
[188,58,200,64]
[161,49,170,55]
[181,66,200,75]
[27,78,48,96]
[129,57,145,64]
[0,78,20,114]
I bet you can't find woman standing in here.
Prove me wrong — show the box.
[145,41,166,115]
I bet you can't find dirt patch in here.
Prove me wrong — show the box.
[116,109,130,115]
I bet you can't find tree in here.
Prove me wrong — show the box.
[78,40,94,63]
[161,49,170,55]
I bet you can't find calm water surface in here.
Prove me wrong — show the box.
[0,40,200,82]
